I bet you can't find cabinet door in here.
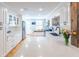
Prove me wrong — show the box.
[5,36,14,54]
[0,9,4,56]
[0,30,4,56]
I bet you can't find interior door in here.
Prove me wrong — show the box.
[71,2,78,46]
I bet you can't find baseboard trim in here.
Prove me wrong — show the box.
[5,39,25,57]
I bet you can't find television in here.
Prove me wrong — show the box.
[32,22,36,25]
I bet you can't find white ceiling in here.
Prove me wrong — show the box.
[2,2,62,17]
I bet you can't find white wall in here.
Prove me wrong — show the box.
[47,2,71,31]
[23,19,45,35]
[22,15,46,34]
[25,19,33,34]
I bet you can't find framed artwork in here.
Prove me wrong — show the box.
[63,21,67,25]
[52,16,60,26]
[32,22,36,25]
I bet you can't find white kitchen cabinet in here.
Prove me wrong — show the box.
[0,8,4,57]
[5,13,22,56]
[0,8,22,56]
[0,30,4,56]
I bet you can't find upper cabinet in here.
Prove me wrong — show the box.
[7,14,20,27]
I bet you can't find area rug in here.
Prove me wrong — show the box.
[50,33,59,36]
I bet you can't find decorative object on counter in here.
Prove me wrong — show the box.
[62,29,70,45]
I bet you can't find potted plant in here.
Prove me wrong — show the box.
[62,29,70,45]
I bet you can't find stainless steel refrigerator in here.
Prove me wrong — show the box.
[22,21,26,40]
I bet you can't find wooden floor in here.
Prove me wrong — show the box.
[5,39,25,57]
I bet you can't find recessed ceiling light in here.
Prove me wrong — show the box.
[39,8,43,11]
[20,8,24,11]
[38,44,41,48]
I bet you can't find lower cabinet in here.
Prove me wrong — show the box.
[0,30,4,57]
[5,32,22,56]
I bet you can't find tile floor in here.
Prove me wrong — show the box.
[14,32,79,57]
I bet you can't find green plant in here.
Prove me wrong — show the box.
[62,31,70,45]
